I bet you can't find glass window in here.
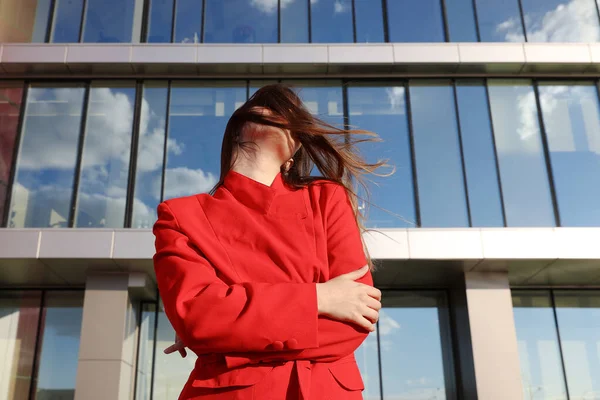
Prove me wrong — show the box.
[0,83,24,227]
[75,82,136,228]
[0,291,41,400]
[512,291,568,400]
[82,0,143,43]
[521,0,600,42]
[475,0,525,42]
[554,291,600,399]
[286,80,344,125]
[310,0,353,43]
[135,303,157,400]
[281,0,309,43]
[204,0,277,43]
[538,82,600,227]
[455,80,504,227]
[355,326,381,399]
[355,0,384,43]
[487,80,555,227]
[173,0,203,43]
[9,84,86,228]
[147,0,174,43]
[347,83,416,228]
[380,292,451,399]
[35,291,84,400]
[0,0,52,42]
[387,0,445,42]
[409,81,469,228]
[132,82,169,229]
[50,0,84,43]
[446,0,479,42]
[164,82,245,200]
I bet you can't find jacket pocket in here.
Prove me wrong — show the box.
[191,365,274,388]
[328,361,365,391]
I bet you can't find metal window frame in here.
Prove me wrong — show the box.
[45,0,58,43]
[68,84,91,228]
[124,80,145,227]
[200,0,206,43]
[351,0,358,43]
[404,81,422,228]
[139,0,151,43]
[471,0,482,42]
[78,0,90,42]
[549,290,572,400]
[439,0,450,43]
[149,296,161,400]
[516,0,528,42]
[451,80,473,227]
[307,0,313,43]
[26,291,46,400]
[160,81,173,203]
[381,0,390,43]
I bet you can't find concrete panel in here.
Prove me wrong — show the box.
[524,259,600,286]
[393,43,459,63]
[1,44,67,63]
[408,229,483,260]
[43,259,120,285]
[75,360,131,400]
[39,230,114,259]
[0,230,40,258]
[67,44,131,64]
[328,44,394,64]
[458,43,525,64]
[364,230,409,260]
[524,43,591,64]
[0,259,66,286]
[132,44,196,64]
[481,228,558,259]
[554,228,600,259]
[197,45,262,64]
[263,45,328,64]
[113,230,155,259]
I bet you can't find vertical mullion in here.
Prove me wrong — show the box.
[516,0,528,42]
[78,0,89,42]
[140,0,151,42]
[438,291,458,400]
[595,0,600,31]
[45,0,57,43]
[307,0,312,43]
[451,81,473,227]
[376,318,383,400]
[351,0,357,43]
[550,290,571,400]
[404,81,421,227]
[382,0,389,43]
[471,0,482,42]
[27,291,47,400]
[2,82,28,228]
[200,0,206,43]
[148,298,160,400]
[277,0,282,43]
[483,80,508,227]
[160,81,173,203]
[124,81,144,228]
[68,84,91,228]
[533,81,561,227]
[170,0,178,42]
[440,0,450,42]
[132,301,146,400]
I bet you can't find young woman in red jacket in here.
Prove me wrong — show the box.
[153,84,384,399]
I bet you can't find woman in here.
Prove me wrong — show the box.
[153,84,384,399]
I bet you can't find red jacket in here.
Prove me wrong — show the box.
[153,171,373,399]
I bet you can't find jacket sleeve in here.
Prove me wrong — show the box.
[153,201,320,354]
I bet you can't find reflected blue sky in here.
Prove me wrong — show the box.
[51,0,84,42]
[82,0,139,43]
[310,0,353,43]
[475,0,525,42]
[174,0,203,43]
[387,0,445,42]
[205,0,277,43]
[147,0,174,43]
[354,0,384,43]
[281,0,309,43]
[446,0,478,42]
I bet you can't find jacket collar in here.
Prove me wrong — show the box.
[221,170,288,213]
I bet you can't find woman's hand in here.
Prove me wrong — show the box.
[316,265,382,332]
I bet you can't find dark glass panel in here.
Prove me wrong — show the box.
[173,0,203,43]
[310,0,353,43]
[50,0,84,42]
[82,0,143,43]
[475,0,525,42]
[204,0,277,43]
[446,0,479,42]
[355,0,384,43]
[281,0,309,43]
[387,0,445,42]
[147,0,174,43]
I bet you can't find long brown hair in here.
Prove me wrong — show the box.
[212,83,389,267]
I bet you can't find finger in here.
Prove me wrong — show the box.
[362,306,379,323]
[340,265,369,280]
[354,315,375,332]
[178,347,187,358]
[164,344,178,354]
[365,296,382,311]
[365,286,382,301]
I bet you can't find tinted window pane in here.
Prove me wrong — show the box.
[9,85,85,228]
[475,0,525,42]
[50,0,84,42]
[380,292,450,399]
[446,0,479,42]
[173,0,202,43]
[554,291,600,399]
[521,0,600,42]
[355,0,384,43]
[35,292,84,400]
[0,291,41,400]
[287,81,344,125]
[147,0,174,43]
[164,82,245,199]
[410,81,468,227]
[0,83,24,227]
[0,0,52,42]
[135,304,156,400]
[75,82,136,228]
[387,0,445,42]
[204,0,277,43]
[82,0,142,42]
[310,0,353,43]
[281,0,309,43]
[456,81,504,227]
[512,291,568,400]
[355,328,381,400]
[487,80,555,227]
[348,84,416,228]
[538,83,600,227]
[132,82,169,229]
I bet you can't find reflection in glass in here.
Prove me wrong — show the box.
[310,0,353,43]
[147,0,175,43]
[355,0,384,43]
[0,0,52,42]
[380,292,450,400]
[50,0,84,42]
[475,0,525,42]
[164,82,246,199]
[347,84,416,228]
[521,0,600,42]
[455,81,504,227]
[512,291,568,400]
[132,82,169,229]
[355,326,381,400]
[82,0,143,43]
[387,0,445,42]
[136,303,157,400]
[410,81,469,227]
[35,291,84,400]
[0,83,24,226]
[286,81,344,126]
[446,0,478,42]
[174,0,203,43]
[75,82,136,228]
[281,0,309,43]
[204,0,277,43]
[0,291,41,400]
[538,83,600,226]
[487,80,555,227]
[9,84,85,228]
[554,290,600,399]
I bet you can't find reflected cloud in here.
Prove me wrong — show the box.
[250,0,295,14]
[161,167,218,199]
[385,87,406,112]
[334,0,350,13]
[378,311,401,336]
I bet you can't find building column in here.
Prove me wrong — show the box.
[74,272,155,400]
[450,270,524,400]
